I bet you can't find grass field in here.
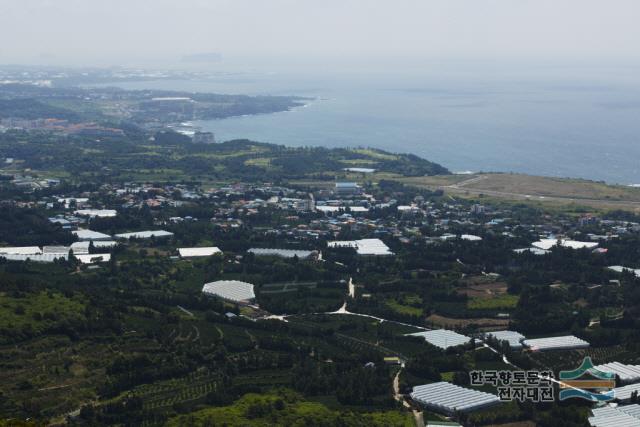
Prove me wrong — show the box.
[399,173,640,211]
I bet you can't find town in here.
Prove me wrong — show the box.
[2,130,640,426]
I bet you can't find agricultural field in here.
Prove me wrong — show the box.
[385,294,424,317]
[0,291,85,339]
[467,294,519,310]
[166,391,414,427]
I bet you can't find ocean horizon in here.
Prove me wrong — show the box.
[101,67,640,185]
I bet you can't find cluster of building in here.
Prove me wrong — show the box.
[0,118,125,137]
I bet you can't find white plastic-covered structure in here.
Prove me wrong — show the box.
[485,330,526,349]
[589,405,640,426]
[327,238,393,256]
[523,335,589,351]
[408,329,471,350]
[594,362,640,384]
[410,382,501,415]
[178,247,222,258]
[202,280,255,304]
[247,248,313,259]
[115,230,174,239]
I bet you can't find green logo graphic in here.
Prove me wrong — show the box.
[558,357,615,402]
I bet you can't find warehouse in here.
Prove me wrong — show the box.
[523,335,589,351]
[410,382,501,415]
[408,329,471,350]
[202,280,255,304]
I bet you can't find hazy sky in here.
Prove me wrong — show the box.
[1,0,639,69]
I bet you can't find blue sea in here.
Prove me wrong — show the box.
[107,66,640,184]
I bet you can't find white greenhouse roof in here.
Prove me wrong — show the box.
[608,266,640,278]
[594,362,640,384]
[343,167,375,173]
[70,241,90,254]
[316,206,341,213]
[93,240,118,249]
[485,330,526,349]
[202,280,255,303]
[410,382,501,415]
[590,405,640,427]
[532,238,598,250]
[0,246,42,255]
[523,335,589,351]
[115,230,174,239]
[408,329,471,350]
[248,248,313,259]
[43,246,70,255]
[348,206,369,212]
[75,209,117,218]
[76,254,111,264]
[611,383,640,401]
[73,229,112,241]
[1,253,68,263]
[178,247,222,257]
[327,238,393,256]
[461,234,482,241]
[514,248,550,256]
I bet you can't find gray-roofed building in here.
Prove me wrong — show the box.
[334,182,360,194]
[410,382,501,415]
